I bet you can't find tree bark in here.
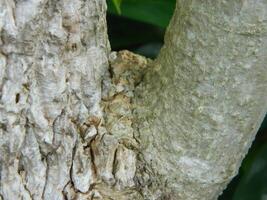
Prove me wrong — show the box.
[135,0,267,199]
[0,0,266,200]
[0,0,111,199]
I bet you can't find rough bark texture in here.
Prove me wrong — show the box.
[135,0,267,199]
[0,0,267,200]
[0,0,111,199]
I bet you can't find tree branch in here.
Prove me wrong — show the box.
[135,0,267,199]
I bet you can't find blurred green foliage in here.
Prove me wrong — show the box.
[112,0,123,14]
[108,0,176,28]
[107,1,267,199]
[107,14,164,57]
[233,145,267,200]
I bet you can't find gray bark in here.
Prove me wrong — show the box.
[0,0,111,199]
[135,0,267,199]
[0,0,266,200]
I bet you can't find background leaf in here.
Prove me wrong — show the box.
[107,0,176,28]
[233,144,267,200]
[107,14,164,57]
[112,0,123,14]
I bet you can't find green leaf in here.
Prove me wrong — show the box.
[233,144,267,200]
[259,114,267,132]
[107,0,176,28]
[107,14,164,50]
[112,0,123,14]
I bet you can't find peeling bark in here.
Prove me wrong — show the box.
[0,0,267,200]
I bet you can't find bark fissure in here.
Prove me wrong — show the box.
[41,154,49,200]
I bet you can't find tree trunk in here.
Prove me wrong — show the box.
[0,0,266,200]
